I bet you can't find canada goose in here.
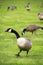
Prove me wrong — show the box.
[7,6,17,10]
[25,3,30,11]
[38,12,43,20]
[5,28,32,56]
[22,25,43,35]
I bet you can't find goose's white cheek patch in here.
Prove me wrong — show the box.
[23,33,24,35]
[8,29,12,32]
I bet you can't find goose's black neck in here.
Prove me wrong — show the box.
[23,28,27,33]
[11,29,20,39]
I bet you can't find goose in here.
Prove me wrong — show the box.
[5,28,32,56]
[38,12,43,20]
[22,25,43,35]
[7,6,17,10]
[25,3,30,11]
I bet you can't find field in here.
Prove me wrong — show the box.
[0,0,43,65]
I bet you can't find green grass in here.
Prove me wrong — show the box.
[0,0,43,65]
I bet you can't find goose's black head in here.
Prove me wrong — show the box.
[21,28,26,35]
[5,28,13,33]
[5,28,15,33]
[5,28,20,38]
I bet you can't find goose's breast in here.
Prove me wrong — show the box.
[17,38,32,49]
[17,38,26,47]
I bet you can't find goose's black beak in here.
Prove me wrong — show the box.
[21,32,24,35]
[5,30,8,32]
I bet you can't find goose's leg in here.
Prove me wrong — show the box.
[32,31,33,34]
[34,31,37,35]
[26,50,29,56]
[16,49,22,56]
[27,51,29,55]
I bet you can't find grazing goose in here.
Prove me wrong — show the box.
[22,25,43,35]
[7,6,17,10]
[5,28,32,56]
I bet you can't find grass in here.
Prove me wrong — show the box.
[0,0,43,65]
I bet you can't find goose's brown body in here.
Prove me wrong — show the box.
[26,25,40,32]
[22,25,43,35]
[17,38,32,51]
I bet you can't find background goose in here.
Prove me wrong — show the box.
[38,12,43,20]
[7,6,17,10]
[5,28,32,56]
[25,3,30,11]
[22,25,43,35]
